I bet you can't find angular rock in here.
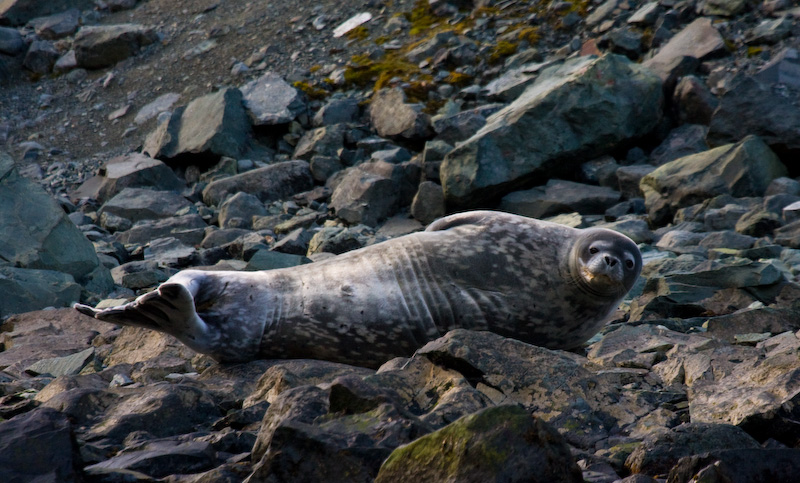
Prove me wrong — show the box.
[218,191,266,229]
[649,124,709,166]
[673,76,718,126]
[0,0,94,26]
[431,104,503,145]
[0,267,82,317]
[144,237,196,267]
[441,54,662,207]
[330,163,400,226]
[85,439,218,479]
[411,181,445,225]
[74,24,158,69]
[0,408,81,482]
[110,260,170,289]
[245,249,311,270]
[312,97,360,127]
[134,92,180,125]
[700,0,746,16]
[369,88,432,142]
[754,48,800,88]
[202,160,313,206]
[114,214,207,246]
[72,152,184,203]
[0,151,107,285]
[500,179,621,219]
[144,87,250,162]
[376,405,583,483]
[292,123,346,160]
[23,40,59,74]
[707,76,800,159]
[100,188,194,224]
[32,8,80,40]
[643,18,726,81]
[25,347,95,377]
[307,226,364,255]
[667,448,800,483]
[746,17,792,45]
[241,71,305,125]
[641,136,787,226]
[0,26,24,55]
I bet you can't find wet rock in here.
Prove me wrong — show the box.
[707,76,800,159]
[202,160,313,206]
[100,188,194,224]
[0,151,109,289]
[641,136,787,226]
[114,214,207,245]
[146,88,250,162]
[0,408,82,482]
[499,180,621,219]
[31,8,80,40]
[625,422,760,476]
[74,24,158,69]
[218,192,267,229]
[376,405,583,483]
[72,153,184,203]
[369,87,432,142]
[442,54,662,208]
[240,71,305,125]
[23,40,59,74]
[411,181,445,225]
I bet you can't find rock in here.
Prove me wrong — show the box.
[643,18,725,82]
[0,0,94,26]
[307,226,365,255]
[641,136,787,226]
[110,260,170,289]
[85,439,219,479]
[673,76,718,126]
[499,180,621,219]
[240,71,305,125]
[25,347,95,377]
[420,139,452,182]
[72,152,184,203]
[218,192,266,229]
[628,1,661,26]
[0,408,82,482]
[441,54,662,207]
[0,267,82,317]
[707,76,800,159]
[271,228,313,255]
[309,154,344,182]
[31,8,80,40]
[144,237,196,267]
[734,209,782,237]
[245,249,311,270]
[376,405,583,483]
[667,448,800,483]
[74,24,159,69]
[330,163,400,226]
[144,87,250,162]
[23,40,59,74]
[202,160,313,207]
[100,188,194,224]
[114,214,207,245]
[0,151,108,288]
[293,123,346,160]
[312,97,360,127]
[625,423,760,476]
[411,181,445,225]
[617,165,656,199]
[746,17,793,45]
[0,26,24,55]
[754,48,800,89]
[369,88,432,142]
[700,0,747,16]
[371,147,411,164]
[134,92,181,125]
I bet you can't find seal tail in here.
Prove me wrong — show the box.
[73,282,200,333]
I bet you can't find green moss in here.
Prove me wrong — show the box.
[515,25,540,45]
[343,53,421,91]
[309,64,322,73]
[747,46,763,57]
[346,25,369,41]
[443,71,473,88]
[374,35,390,45]
[488,40,518,64]
[406,0,438,36]
[293,81,329,100]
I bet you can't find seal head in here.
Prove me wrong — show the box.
[568,228,642,299]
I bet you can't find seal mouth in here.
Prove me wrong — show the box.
[578,264,626,298]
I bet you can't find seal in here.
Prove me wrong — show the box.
[75,210,642,368]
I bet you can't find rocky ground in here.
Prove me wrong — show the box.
[2,0,800,481]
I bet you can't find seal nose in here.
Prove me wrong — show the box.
[604,255,618,267]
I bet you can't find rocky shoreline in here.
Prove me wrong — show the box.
[2,0,800,481]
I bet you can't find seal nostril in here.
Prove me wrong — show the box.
[605,256,617,267]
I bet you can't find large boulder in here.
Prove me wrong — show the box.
[0,267,82,318]
[73,24,158,69]
[202,160,313,206]
[240,71,306,125]
[441,54,662,208]
[0,0,94,26]
[640,135,787,226]
[0,151,109,289]
[369,87,433,142]
[144,87,250,162]
[71,152,185,203]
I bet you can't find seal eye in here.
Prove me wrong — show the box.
[625,259,634,269]
[589,247,599,255]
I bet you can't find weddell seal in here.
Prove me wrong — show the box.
[75,210,642,368]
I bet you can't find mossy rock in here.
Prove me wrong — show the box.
[375,405,582,483]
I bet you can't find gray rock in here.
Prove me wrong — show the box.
[482,63,540,102]
[307,226,365,255]
[431,103,503,145]
[650,124,709,166]
[100,188,194,224]
[110,260,170,289]
[673,75,719,125]
[272,228,314,255]
[625,423,760,476]
[144,237,196,267]
[766,177,800,197]
[144,87,250,162]
[499,180,621,219]
[369,87,432,142]
[330,163,401,226]
[309,154,344,182]
[0,26,24,55]
[734,209,782,237]
[441,54,662,207]
[31,8,80,40]
[25,347,95,377]
[421,139,453,182]
[202,160,312,207]
[627,1,661,26]
[746,16,793,45]
[586,0,621,27]
[23,40,59,74]
[72,152,184,203]
[114,214,207,246]
[707,76,800,158]
[74,24,158,69]
[643,18,725,82]
[607,27,643,58]
[85,439,219,479]
[0,267,82,317]
[371,147,411,164]
[773,219,800,248]
[312,97,360,127]
[411,181,445,225]
[0,408,81,482]
[704,203,750,231]
[293,123,346,160]
[376,405,583,483]
[668,448,800,483]
[616,165,656,199]
[0,0,93,26]
[700,0,746,16]
[0,151,107,286]
[218,192,266,229]
[641,136,787,226]
[241,71,305,125]
[245,249,311,270]
[134,92,180,125]
[698,231,756,250]
[754,48,800,89]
